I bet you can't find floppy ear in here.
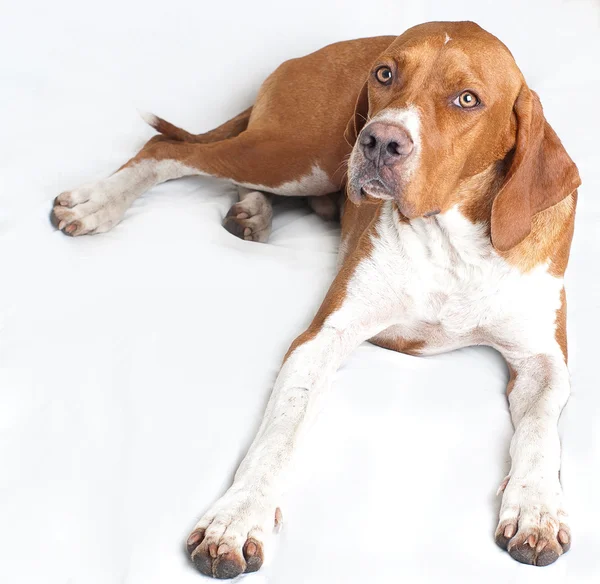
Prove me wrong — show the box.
[344,79,370,146]
[491,88,581,252]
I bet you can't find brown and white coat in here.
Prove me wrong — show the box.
[52,21,580,578]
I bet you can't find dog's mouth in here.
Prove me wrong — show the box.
[356,179,441,220]
[351,170,441,220]
[359,179,394,200]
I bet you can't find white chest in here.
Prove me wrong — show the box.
[353,203,564,357]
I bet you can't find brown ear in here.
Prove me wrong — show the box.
[491,88,581,252]
[344,80,370,146]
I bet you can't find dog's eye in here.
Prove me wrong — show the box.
[374,66,393,85]
[453,91,480,108]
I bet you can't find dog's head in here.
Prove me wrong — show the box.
[346,21,580,250]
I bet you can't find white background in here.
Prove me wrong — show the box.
[1,0,599,582]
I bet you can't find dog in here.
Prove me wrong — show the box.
[51,21,580,578]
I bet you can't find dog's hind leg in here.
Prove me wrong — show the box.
[51,109,251,236]
[52,114,338,237]
[51,137,198,236]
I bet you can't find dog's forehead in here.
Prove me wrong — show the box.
[382,21,521,88]
[384,22,516,67]
[390,20,505,50]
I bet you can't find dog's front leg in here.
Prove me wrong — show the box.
[186,243,398,579]
[495,353,572,566]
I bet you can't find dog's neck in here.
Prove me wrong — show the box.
[454,160,508,230]
[387,162,507,265]
[385,159,575,276]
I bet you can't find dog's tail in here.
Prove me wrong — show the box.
[139,106,252,143]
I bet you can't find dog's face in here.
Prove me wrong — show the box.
[347,21,523,219]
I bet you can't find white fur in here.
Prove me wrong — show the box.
[368,204,564,358]
[193,200,570,565]
[237,164,337,197]
[372,107,421,152]
[497,354,569,543]
[362,205,568,549]
[54,160,197,235]
[138,110,159,128]
[445,33,452,44]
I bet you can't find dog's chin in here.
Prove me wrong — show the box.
[349,178,439,220]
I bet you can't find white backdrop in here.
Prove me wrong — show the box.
[1,1,599,582]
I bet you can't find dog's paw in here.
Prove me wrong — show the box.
[495,476,570,566]
[223,191,272,243]
[186,490,282,579]
[51,173,138,236]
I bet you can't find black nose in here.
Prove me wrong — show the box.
[359,122,414,166]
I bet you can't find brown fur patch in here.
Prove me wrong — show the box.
[147,107,252,143]
[555,287,568,363]
[459,166,577,278]
[369,335,426,356]
[502,192,577,274]
[506,364,517,397]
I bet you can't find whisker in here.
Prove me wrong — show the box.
[333,153,352,179]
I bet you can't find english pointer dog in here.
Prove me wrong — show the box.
[51,21,580,578]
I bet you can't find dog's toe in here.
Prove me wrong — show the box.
[243,538,264,573]
[190,540,246,579]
